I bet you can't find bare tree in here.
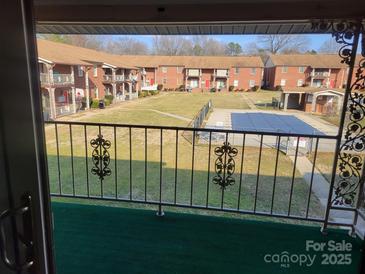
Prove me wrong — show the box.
[40,34,104,51]
[191,36,226,56]
[105,37,149,55]
[257,35,310,54]
[318,38,341,54]
[152,36,193,55]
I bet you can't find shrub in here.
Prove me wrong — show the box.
[229,85,234,92]
[91,99,99,109]
[104,99,111,106]
[177,85,185,91]
[104,95,114,102]
[249,85,260,92]
[149,90,159,96]
[275,85,283,91]
[157,84,163,91]
[210,88,216,93]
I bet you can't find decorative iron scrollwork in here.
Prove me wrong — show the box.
[334,65,365,206]
[312,20,365,206]
[213,142,238,189]
[90,134,111,181]
[311,21,362,65]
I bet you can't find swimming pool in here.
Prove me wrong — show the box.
[231,113,324,135]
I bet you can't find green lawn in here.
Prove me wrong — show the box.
[47,92,325,220]
[64,92,250,127]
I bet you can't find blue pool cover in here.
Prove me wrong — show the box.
[231,113,324,135]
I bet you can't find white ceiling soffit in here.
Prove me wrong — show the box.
[36,22,329,35]
[34,0,365,35]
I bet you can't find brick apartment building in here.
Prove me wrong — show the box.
[263,54,351,89]
[37,39,264,119]
[120,55,264,92]
[37,39,139,119]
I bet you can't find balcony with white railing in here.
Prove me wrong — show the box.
[215,69,229,77]
[310,71,330,78]
[40,73,74,86]
[103,74,113,83]
[187,69,200,77]
[115,74,125,82]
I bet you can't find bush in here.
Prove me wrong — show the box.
[104,95,114,102]
[90,99,99,109]
[275,85,283,91]
[157,84,163,91]
[249,85,260,92]
[210,88,216,93]
[149,90,159,96]
[229,85,234,92]
[177,85,185,91]
[104,99,111,106]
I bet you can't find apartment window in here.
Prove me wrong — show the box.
[281,66,288,73]
[307,94,313,103]
[163,78,167,84]
[177,67,183,73]
[233,80,239,87]
[280,79,286,86]
[77,66,83,77]
[201,80,205,87]
[93,65,98,77]
[234,67,239,74]
[249,80,255,88]
[250,68,256,75]
[297,79,304,87]
[298,66,305,73]
[162,67,167,73]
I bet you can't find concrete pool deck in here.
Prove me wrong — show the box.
[204,109,338,152]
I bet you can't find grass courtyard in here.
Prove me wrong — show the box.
[47,91,325,221]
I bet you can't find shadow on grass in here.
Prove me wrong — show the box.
[47,155,325,220]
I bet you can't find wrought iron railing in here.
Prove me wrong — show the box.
[44,120,356,225]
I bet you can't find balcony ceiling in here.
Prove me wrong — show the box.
[35,0,365,35]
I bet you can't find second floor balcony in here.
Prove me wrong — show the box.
[310,71,330,78]
[40,72,74,86]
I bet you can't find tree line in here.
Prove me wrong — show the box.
[39,34,340,56]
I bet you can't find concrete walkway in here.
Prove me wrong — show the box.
[241,93,257,109]
[147,109,191,122]
[289,155,356,228]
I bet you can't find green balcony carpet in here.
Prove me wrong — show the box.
[52,202,363,274]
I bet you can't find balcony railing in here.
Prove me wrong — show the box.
[115,75,124,82]
[43,120,363,227]
[187,69,200,77]
[103,74,113,82]
[40,73,74,85]
[310,71,330,77]
[215,70,229,77]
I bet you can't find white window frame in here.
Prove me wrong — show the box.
[177,67,183,73]
[297,79,304,87]
[250,68,256,75]
[77,65,83,77]
[280,79,286,86]
[281,66,288,73]
[234,67,239,74]
[249,80,255,88]
[93,65,98,77]
[298,66,305,73]
[233,80,239,87]
[162,67,167,73]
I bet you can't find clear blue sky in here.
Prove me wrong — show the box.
[109,34,332,51]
